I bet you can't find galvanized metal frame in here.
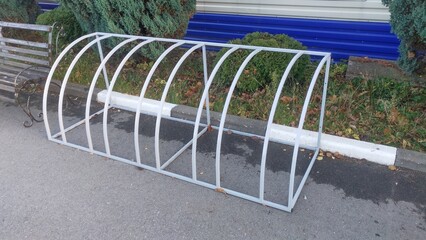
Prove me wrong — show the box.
[43,32,331,212]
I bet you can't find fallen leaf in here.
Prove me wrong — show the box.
[388,108,399,124]
[383,128,391,135]
[402,139,410,148]
[280,96,293,104]
[317,156,323,161]
[215,187,226,193]
[334,152,343,159]
[388,165,397,171]
[353,134,360,140]
[326,152,332,158]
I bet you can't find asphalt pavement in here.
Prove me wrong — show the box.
[1,99,425,240]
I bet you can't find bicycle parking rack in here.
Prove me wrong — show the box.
[43,32,331,212]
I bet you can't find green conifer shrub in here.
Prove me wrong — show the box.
[0,0,40,23]
[214,32,310,93]
[382,0,426,75]
[60,0,196,59]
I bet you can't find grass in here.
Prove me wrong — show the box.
[52,48,426,152]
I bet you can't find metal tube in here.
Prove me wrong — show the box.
[134,42,185,165]
[160,126,208,170]
[259,52,305,201]
[102,39,156,156]
[191,47,239,184]
[92,32,328,57]
[201,45,211,125]
[95,34,110,88]
[215,49,262,188]
[154,43,204,172]
[316,56,331,149]
[57,34,112,143]
[43,32,97,139]
[85,37,139,152]
[288,56,329,209]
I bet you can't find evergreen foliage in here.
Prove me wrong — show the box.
[60,0,196,59]
[36,6,83,45]
[0,0,40,23]
[215,32,310,93]
[382,0,426,74]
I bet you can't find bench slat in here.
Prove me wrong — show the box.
[0,37,49,49]
[0,21,51,32]
[0,60,50,73]
[0,71,29,81]
[0,82,15,93]
[0,45,49,57]
[0,52,50,66]
[0,64,49,77]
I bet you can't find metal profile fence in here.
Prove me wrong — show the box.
[43,32,331,212]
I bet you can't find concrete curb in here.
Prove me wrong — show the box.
[395,149,426,173]
[7,81,425,173]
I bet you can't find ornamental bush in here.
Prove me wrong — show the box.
[382,0,426,75]
[36,6,83,45]
[0,0,39,23]
[215,32,310,93]
[60,0,196,59]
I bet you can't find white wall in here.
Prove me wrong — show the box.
[196,0,390,22]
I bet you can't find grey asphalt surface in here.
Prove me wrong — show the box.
[1,99,426,240]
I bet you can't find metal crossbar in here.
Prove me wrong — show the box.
[42,32,331,212]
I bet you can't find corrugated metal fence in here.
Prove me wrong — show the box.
[185,13,399,61]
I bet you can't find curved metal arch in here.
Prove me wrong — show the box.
[41,32,332,212]
[43,32,98,139]
[190,47,240,180]
[153,43,205,169]
[57,34,114,143]
[288,55,330,208]
[258,52,305,202]
[101,39,156,156]
[85,37,141,152]
[214,49,262,188]
[133,42,185,164]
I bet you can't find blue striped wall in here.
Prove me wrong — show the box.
[38,2,59,11]
[36,3,400,61]
[185,13,400,61]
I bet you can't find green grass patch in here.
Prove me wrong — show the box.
[53,50,426,152]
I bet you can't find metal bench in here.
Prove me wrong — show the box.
[0,21,55,126]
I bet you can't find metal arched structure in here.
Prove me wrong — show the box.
[43,32,331,212]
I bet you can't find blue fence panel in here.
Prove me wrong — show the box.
[38,2,60,11]
[185,13,400,61]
